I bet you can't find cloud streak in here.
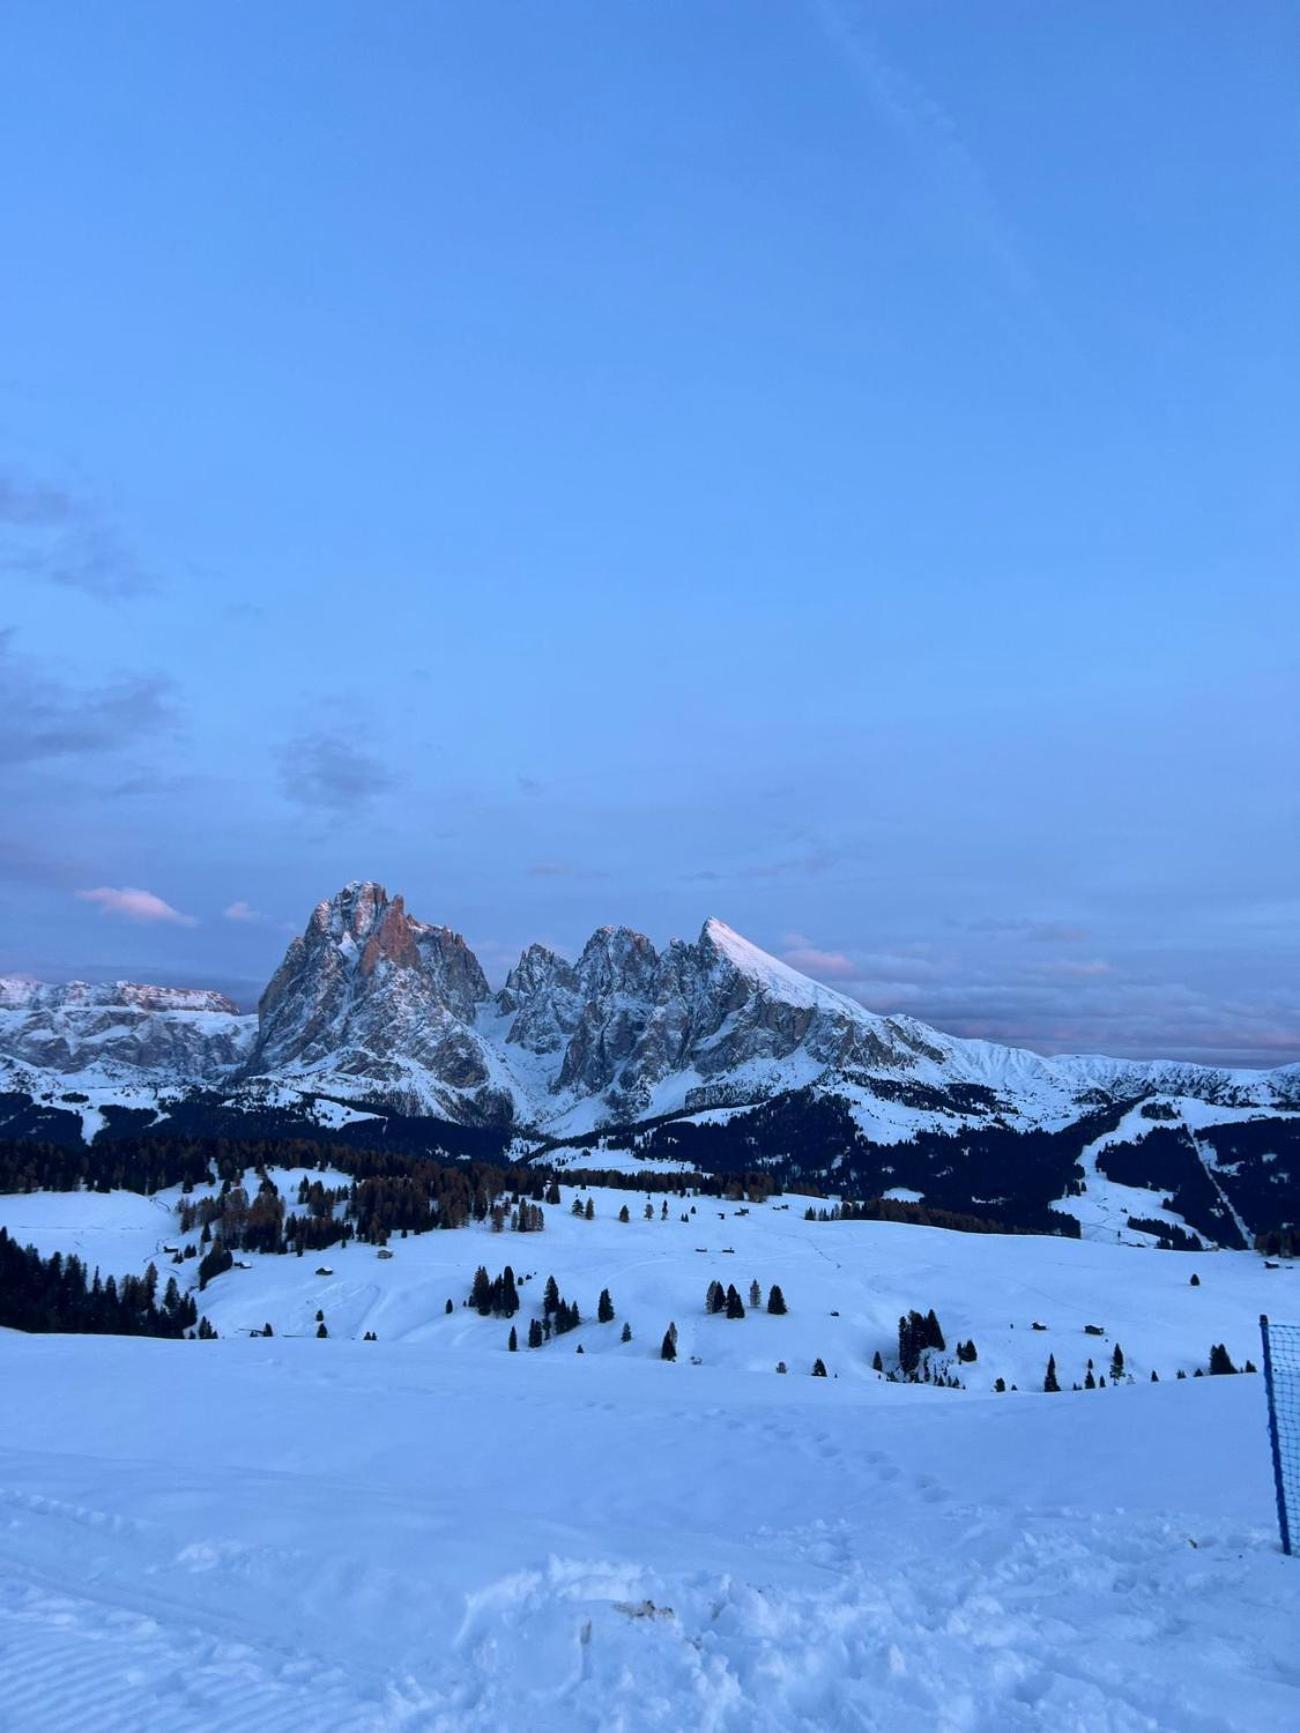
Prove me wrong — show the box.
[0,631,176,768]
[0,469,154,598]
[277,731,395,810]
[76,886,197,926]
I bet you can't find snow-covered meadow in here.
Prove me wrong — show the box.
[1,1178,1298,1728]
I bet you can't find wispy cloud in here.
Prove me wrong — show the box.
[223,899,261,923]
[278,730,395,810]
[0,631,177,768]
[686,850,836,884]
[779,934,860,980]
[808,0,1037,303]
[0,469,154,598]
[76,886,197,926]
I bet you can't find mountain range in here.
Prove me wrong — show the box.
[3,881,1297,1247]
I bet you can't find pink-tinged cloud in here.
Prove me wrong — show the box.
[76,886,198,927]
[223,900,260,922]
[780,944,859,981]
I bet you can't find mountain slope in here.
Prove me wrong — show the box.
[2,881,1297,1246]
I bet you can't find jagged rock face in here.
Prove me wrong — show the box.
[4,885,1298,1135]
[251,882,507,1119]
[0,978,252,1078]
[498,918,924,1115]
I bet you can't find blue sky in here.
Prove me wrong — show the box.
[2,1,1296,1064]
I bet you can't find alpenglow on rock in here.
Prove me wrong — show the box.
[2,882,1297,1137]
[251,881,509,1121]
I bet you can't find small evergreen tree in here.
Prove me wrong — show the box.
[620,1321,631,1342]
[767,1284,787,1315]
[811,1358,828,1377]
[598,1288,615,1323]
[1190,1272,1200,1286]
[1043,1354,1059,1393]
[527,1318,543,1349]
[317,1321,328,1338]
[618,1204,630,1223]
[445,1298,454,1314]
[725,1284,745,1319]
[1110,1344,1125,1381]
[749,1280,761,1308]
[661,1327,677,1362]
[706,1280,725,1314]
[508,1326,518,1352]
[993,1376,1006,1392]
[585,1198,594,1221]
[871,1349,883,1372]
[1209,1342,1237,1376]
[776,1361,787,1374]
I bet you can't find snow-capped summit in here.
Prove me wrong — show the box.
[2,882,1297,1149]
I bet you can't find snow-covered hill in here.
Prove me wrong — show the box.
[1,1179,1297,1729]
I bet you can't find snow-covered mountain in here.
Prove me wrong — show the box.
[3,880,1297,1138]
[0,977,253,1081]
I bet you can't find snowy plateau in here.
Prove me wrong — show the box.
[1,1179,1299,1729]
[2,881,1300,1728]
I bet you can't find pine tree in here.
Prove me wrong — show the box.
[994,1376,1006,1392]
[1110,1344,1125,1381]
[470,1265,492,1314]
[508,1326,518,1351]
[645,1203,654,1220]
[1043,1354,1059,1393]
[598,1288,614,1323]
[661,1328,677,1362]
[263,1321,273,1338]
[706,1280,725,1314]
[317,1321,328,1338]
[924,1309,945,1351]
[749,1280,761,1308]
[445,1298,454,1314]
[620,1321,631,1342]
[1209,1342,1237,1375]
[776,1361,788,1374]
[543,1275,560,1316]
[618,1204,630,1223]
[585,1198,594,1221]
[1084,1367,1096,1389]
[528,1318,543,1349]
[871,1349,883,1372]
[725,1284,745,1319]
[811,1358,828,1377]
[767,1284,787,1315]
[1190,1272,1200,1286]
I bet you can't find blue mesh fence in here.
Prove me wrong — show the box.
[1260,1316,1300,1556]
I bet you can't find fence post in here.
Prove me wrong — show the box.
[1260,1314,1292,1557]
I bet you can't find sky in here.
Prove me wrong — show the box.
[1,1,1297,1066]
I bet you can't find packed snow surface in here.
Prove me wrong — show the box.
[1,1184,1299,1728]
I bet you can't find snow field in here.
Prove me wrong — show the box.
[1,1177,1289,1389]
[0,1334,1297,1729]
